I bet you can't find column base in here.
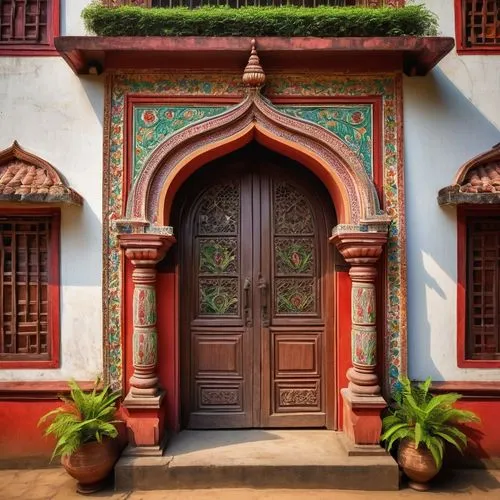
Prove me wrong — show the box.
[341,387,386,446]
[123,390,167,454]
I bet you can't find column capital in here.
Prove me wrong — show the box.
[330,231,387,266]
[118,233,176,268]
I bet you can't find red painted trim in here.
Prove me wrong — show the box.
[457,206,500,369]
[0,207,60,369]
[0,0,60,57]
[0,380,95,400]
[432,381,500,399]
[457,48,500,55]
[454,0,500,55]
[336,271,351,430]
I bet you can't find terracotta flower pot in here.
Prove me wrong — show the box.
[61,438,119,494]
[397,439,440,491]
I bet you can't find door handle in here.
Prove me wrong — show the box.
[243,277,252,327]
[258,273,270,328]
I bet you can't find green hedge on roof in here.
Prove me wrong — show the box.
[82,4,439,38]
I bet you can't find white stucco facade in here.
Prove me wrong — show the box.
[405,0,500,380]
[0,0,104,381]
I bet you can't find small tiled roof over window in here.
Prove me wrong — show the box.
[438,143,500,205]
[0,141,82,205]
[460,162,500,193]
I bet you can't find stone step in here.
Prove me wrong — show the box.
[115,430,399,491]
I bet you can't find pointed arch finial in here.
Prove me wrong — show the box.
[242,38,266,89]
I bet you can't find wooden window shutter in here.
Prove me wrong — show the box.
[0,214,59,364]
[0,0,51,44]
[463,0,500,47]
[467,216,500,359]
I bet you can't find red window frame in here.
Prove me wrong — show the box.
[457,206,500,368]
[455,0,500,55]
[0,0,60,56]
[0,208,60,369]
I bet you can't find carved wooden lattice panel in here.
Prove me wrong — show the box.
[0,217,50,358]
[196,181,240,317]
[273,181,317,315]
[467,217,500,359]
[464,0,500,46]
[0,0,49,44]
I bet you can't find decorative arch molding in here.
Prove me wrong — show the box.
[0,141,83,205]
[438,143,500,206]
[125,84,388,231]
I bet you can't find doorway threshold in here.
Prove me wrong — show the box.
[115,430,399,491]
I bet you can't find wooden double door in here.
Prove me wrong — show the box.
[178,145,335,429]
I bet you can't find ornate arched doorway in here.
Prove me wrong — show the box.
[173,143,336,429]
[116,43,391,451]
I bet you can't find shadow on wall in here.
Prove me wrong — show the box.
[80,76,105,127]
[403,67,500,381]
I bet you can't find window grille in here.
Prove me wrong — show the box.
[0,0,49,44]
[467,217,500,359]
[0,216,52,360]
[463,0,500,47]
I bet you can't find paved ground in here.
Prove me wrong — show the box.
[1,468,500,500]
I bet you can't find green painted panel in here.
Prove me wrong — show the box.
[133,105,228,181]
[277,105,373,177]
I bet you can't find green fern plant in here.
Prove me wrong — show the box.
[38,378,121,459]
[381,377,480,469]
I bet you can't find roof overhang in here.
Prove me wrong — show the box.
[0,142,83,206]
[54,36,454,76]
[438,143,500,207]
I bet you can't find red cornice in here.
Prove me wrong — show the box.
[0,381,96,400]
[54,36,454,77]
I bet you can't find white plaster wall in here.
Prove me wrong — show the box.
[0,0,104,381]
[405,1,500,380]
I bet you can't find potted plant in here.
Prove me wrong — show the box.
[38,378,122,494]
[381,377,480,491]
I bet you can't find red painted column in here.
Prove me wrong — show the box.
[331,229,388,448]
[119,233,175,454]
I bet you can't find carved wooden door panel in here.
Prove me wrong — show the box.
[258,168,329,428]
[184,169,254,429]
[181,148,333,429]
